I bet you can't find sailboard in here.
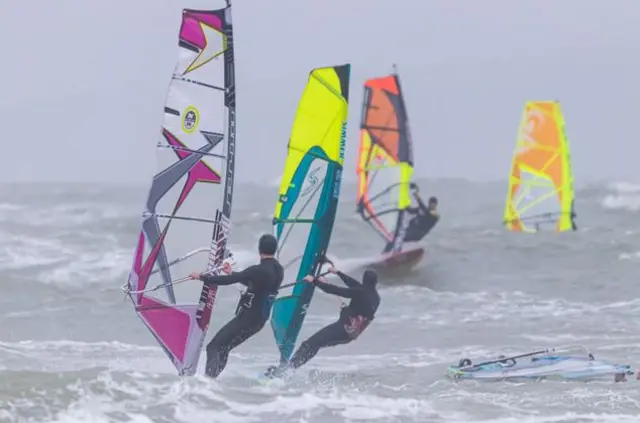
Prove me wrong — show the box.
[504,101,576,233]
[122,2,236,376]
[448,346,633,382]
[269,64,351,365]
[355,67,424,270]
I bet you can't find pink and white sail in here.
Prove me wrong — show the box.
[125,1,236,376]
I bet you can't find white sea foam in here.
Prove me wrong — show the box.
[601,181,640,211]
[0,235,73,269]
[38,248,131,285]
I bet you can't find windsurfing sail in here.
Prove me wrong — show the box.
[504,101,576,233]
[356,69,415,253]
[269,64,351,363]
[123,2,236,376]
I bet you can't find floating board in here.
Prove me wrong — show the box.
[504,101,577,233]
[265,65,351,374]
[356,67,427,271]
[123,2,236,376]
[448,346,633,382]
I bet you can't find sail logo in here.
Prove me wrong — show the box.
[333,168,342,199]
[301,166,322,197]
[339,122,347,159]
[182,106,200,134]
[518,108,544,153]
[224,108,236,212]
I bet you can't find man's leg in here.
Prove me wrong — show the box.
[289,320,352,370]
[205,314,264,378]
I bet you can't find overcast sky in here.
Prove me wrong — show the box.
[2,0,639,184]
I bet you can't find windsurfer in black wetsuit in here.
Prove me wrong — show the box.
[403,183,439,243]
[382,184,439,254]
[265,267,380,377]
[188,234,284,378]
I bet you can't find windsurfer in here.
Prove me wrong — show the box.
[265,267,380,377]
[188,234,284,378]
[402,183,439,243]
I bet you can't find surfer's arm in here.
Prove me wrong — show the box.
[416,196,430,215]
[335,271,361,288]
[407,195,427,215]
[199,266,257,286]
[313,281,356,299]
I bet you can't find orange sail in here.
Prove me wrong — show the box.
[504,101,576,233]
[356,71,414,253]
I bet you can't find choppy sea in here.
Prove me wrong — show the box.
[2,179,640,423]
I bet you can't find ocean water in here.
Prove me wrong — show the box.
[2,179,640,423]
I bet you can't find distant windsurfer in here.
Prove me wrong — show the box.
[188,234,284,378]
[265,267,380,378]
[224,248,234,261]
[384,183,439,253]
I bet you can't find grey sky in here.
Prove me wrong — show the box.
[2,0,639,184]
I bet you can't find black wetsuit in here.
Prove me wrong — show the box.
[199,257,284,378]
[287,272,380,370]
[383,197,439,253]
[403,196,439,243]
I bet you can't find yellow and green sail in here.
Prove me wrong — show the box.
[504,101,576,233]
[270,64,350,362]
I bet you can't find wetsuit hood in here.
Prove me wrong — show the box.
[258,234,278,255]
[362,269,378,288]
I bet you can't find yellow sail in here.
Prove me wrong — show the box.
[270,64,350,362]
[504,101,576,233]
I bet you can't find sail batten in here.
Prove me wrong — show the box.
[124,2,236,376]
[504,100,576,233]
[269,65,351,363]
